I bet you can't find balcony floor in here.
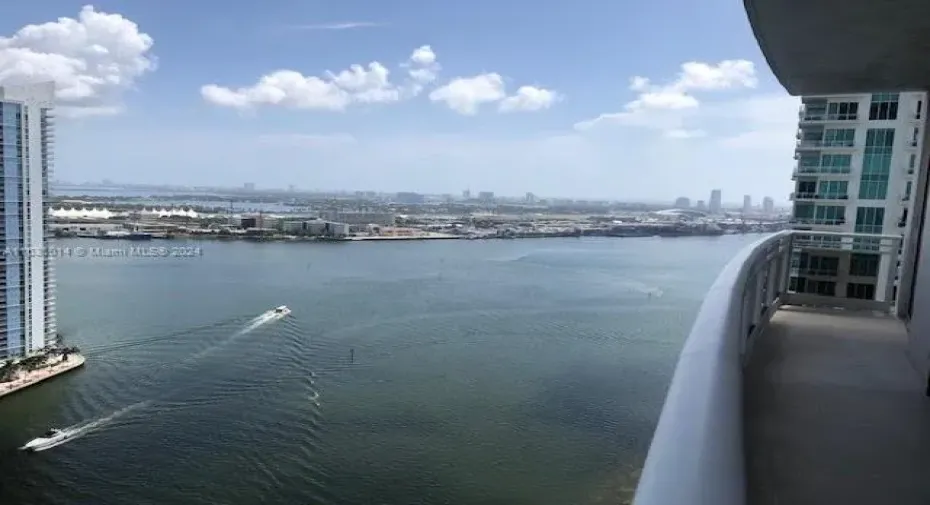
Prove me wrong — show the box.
[745,305,930,505]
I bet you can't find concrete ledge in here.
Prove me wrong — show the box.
[0,354,85,399]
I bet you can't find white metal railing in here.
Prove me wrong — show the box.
[632,230,902,505]
[796,139,856,148]
[793,164,852,176]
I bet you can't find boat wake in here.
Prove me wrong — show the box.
[21,400,151,452]
[21,306,292,453]
[186,306,291,362]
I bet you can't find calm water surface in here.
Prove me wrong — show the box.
[0,235,762,505]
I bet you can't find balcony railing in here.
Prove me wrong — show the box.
[796,139,856,149]
[790,192,849,201]
[797,108,859,122]
[632,230,904,505]
[789,217,845,226]
[792,165,852,177]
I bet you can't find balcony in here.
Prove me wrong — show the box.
[790,193,848,202]
[632,230,928,505]
[797,108,859,123]
[796,139,856,150]
[791,165,851,179]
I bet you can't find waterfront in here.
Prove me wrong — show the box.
[0,235,762,505]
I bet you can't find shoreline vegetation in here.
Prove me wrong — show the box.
[0,345,85,399]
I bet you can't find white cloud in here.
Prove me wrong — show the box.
[202,45,443,110]
[404,45,440,96]
[574,59,758,133]
[0,5,156,116]
[289,22,382,31]
[429,73,506,115]
[430,74,559,115]
[499,86,559,112]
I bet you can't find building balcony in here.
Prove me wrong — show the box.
[789,193,848,202]
[796,139,856,149]
[797,108,859,123]
[791,166,852,179]
[631,230,927,505]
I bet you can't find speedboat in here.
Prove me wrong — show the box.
[21,428,71,452]
[272,305,291,317]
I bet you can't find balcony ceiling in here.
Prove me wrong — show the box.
[744,0,930,95]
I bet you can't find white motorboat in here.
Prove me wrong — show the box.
[272,305,291,317]
[21,428,72,452]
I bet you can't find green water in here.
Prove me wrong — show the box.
[0,235,761,505]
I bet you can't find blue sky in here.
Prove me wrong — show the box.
[0,0,800,203]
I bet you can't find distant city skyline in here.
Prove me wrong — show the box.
[52,178,787,207]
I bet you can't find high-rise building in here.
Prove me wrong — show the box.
[709,189,722,214]
[790,91,926,300]
[695,200,707,211]
[0,83,56,359]
[762,196,775,214]
[525,192,536,204]
[674,197,691,208]
[743,195,752,213]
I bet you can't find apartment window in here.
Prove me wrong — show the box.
[817,180,848,198]
[869,92,900,120]
[855,206,885,234]
[820,154,852,172]
[846,282,876,300]
[900,208,909,228]
[814,205,845,223]
[794,277,837,296]
[918,100,923,120]
[823,128,856,146]
[906,181,913,200]
[859,129,894,199]
[798,253,840,276]
[794,203,815,219]
[802,99,828,120]
[859,175,889,199]
[827,101,859,120]
[850,253,881,277]
[798,153,820,170]
[796,181,816,195]
[910,154,917,169]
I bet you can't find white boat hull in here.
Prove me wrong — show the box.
[21,432,73,452]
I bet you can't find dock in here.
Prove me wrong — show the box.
[0,354,86,399]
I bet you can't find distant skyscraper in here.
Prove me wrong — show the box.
[244,182,255,191]
[696,200,707,211]
[743,195,752,213]
[673,197,691,208]
[462,189,471,199]
[525,192,536,203]
[709,189,722,214]
[0,82,56,358]
[762,196,775,214]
